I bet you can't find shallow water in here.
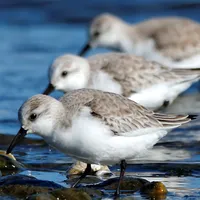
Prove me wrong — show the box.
[0,0,200,199]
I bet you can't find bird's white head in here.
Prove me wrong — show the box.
[6,94,69,154]
[89,13,126,49]
[43,54,90,95]
[19,94,66,137]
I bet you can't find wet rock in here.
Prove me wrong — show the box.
[67,161,107,186]
[68,161,112,177]
[166,167,192,176]
[140,181,167,199]
[0,174,63,189]
[51,188,91,200]
[150,162,195,177]
[0,151,25,175]
[130,163,195,177]
[68,175,102,186]
[10,180,101,200]
[0,174,36,186]
[27,193,57,200]
[0,150,16,160]
[0,174,64,199]
[84,177,149,193]
[0,184,51,198]
[27,188,102,200]
[75,188,103,199]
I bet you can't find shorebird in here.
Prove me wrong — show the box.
[43,53,200,110]
[6,89,195,197]
[79,13,200,68]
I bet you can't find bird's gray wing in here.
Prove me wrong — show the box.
[91,53,200,97]
[60,89,191,135]
[150,20,200,61]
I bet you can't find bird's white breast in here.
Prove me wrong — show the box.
[119,36,200,69]
[129,81,195,110]
[42,107,168,165]
[90,71,122,94]
[125,39,200,69]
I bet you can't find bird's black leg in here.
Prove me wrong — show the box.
[156,100,170,112]
[71,163,91,188]
[163,100,170,108]
[114,160,127,198]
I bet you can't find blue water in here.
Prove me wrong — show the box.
[0,0,200,199]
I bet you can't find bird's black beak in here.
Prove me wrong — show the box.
[6,127,27,154]
[78,42,91,56]
[43,83,55,95]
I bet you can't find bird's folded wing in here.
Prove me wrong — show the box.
[60,89,192,136]
[151,20,200,61]
[92,53,200,96]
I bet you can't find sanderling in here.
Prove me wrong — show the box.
[43,52,200,110]
[79,13,200,68]
[6,89,195,197]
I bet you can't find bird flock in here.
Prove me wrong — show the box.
[6,13,200,197]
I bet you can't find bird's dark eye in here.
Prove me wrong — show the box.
[61,71,68,77]
[93,31,100,37]
[29,113,37,121]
